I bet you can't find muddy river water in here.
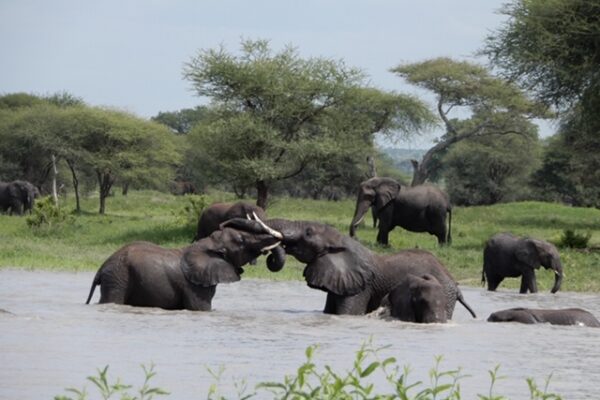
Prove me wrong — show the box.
[0,269,599,399]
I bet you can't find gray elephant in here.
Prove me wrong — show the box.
[349,177,452,246]
[194,201,266,242]
[86,218,284,311]
[482,233,563,294]
[260,218,476,318]
[0,180,39,215]
[381,273,448,323]
[488,307,600,327]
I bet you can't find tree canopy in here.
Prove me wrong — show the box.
[183,39,434,208]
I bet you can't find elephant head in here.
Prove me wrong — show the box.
[266,219,376,297]
[349,177,400,237]
[516,238,563,293]
[180,218,283,286]
[384,273,448,323]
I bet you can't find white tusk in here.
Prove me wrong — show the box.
[353,214,366,227]
[261,241,281,252]
[556,270,565,277]
[246,213,252,220]
[252,211,283,239]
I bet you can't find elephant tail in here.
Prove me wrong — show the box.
[85,271,101,304]
[457,291,477,318]
[446,207,452,245]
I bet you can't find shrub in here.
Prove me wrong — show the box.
[26,196,73,230]
[173,194,208,227]
[558,229,591,249]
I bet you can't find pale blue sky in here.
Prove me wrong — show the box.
[0,0,550,147]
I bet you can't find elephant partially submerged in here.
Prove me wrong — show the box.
[349,177,452,246]
[482,233,563,294]
[256,218,476,318]
[86,218,284,311]
[488,308,600,327]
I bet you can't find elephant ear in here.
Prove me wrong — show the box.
[303,245,374,296]
[180,245,241,287]
[515,239,541,269]
[375,179,400,210]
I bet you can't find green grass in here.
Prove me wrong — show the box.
[1,190,599,292]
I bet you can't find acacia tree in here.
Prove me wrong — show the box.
[484,0,600,207]
[390,58,548,186]
[183,39,433,208]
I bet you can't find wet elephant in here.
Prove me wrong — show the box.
[488,308,600,327]
[482,233,563,294]
[194,201,267,241]
[86,218,284,311]
[382,273,448,323]
[261,218,476,319]
[349,177,452,246]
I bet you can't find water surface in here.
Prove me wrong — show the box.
[1,269,599,399]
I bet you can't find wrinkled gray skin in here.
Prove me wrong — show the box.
[86,218,284,311]
[482,233,563,294]
[265,219,476,318]
[488,307,600,327]
[382,273,448,323]
[349,177,452,246]
[0,180,39,215]
[194,201,267,241]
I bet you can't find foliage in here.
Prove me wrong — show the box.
[151,105,211,135]
[25,196,73,230]
[183,38,433,207]
[54,364,169,400]
[390,57,548,186]
[172,194,208,228]
[484,0,600,208]
[442,123,541,205]
[557,230,591,249]
[56,341,563,399]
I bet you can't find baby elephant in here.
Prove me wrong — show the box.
[382,273,448,323]
[482,233,563,294]
[86,218,283,311]
[488,307,600,327]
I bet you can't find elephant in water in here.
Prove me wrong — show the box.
[193,201,266,242]
[253,218,476,319]
[349,177,452,246]
[381,273,448,323]
[482,233,563,294]
[488,308,600,327]
[86,217,284,311]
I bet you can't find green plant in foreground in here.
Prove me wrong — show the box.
[26,196,74,230]
[55,342,562,400]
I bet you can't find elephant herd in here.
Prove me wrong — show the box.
[86,179,600,328]
[0,180,39,216]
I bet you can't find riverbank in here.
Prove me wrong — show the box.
[1,190,599,292]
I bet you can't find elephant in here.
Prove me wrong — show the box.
[487,307,600,327]
[194,201,266,242]
[0,180,39,215]
[482,233,563,294]
[85,217,284,311]
[349,177,452,246]
[381,273,448,323]
[170,180,197,195]
[258,218,476,318]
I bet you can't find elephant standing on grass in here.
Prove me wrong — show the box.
[0,180,39,215]
[86,218,284,311]
[381,273,448,323]
[482,233,563,294]
[260,219,476,319]
[194,201,266,241]
[488,308,600,327]
[349,177,452,246]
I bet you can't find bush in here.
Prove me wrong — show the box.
[558,229,591,249]
[26,196,73,229]
[172,194,208,227]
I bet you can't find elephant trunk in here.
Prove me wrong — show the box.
[266,245,286,272]
[550,260,563,294]
[349,199,372,237]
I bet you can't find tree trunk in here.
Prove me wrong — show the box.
[366,155,377,178]
[66,159,81,213]
[51,154,59,206]
[97,170,115,215]
[256,180,269,210]
[122,182,129,196]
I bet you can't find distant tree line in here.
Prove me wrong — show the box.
[2,0,597,210]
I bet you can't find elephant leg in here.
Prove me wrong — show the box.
[486,274,502,291]
[520,270,537,294]
[99,284,128,304]
[323,291,370,315]
[183,285,216,311]
[376,221,391,246]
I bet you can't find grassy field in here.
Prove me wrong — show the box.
[1,190,599,292]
